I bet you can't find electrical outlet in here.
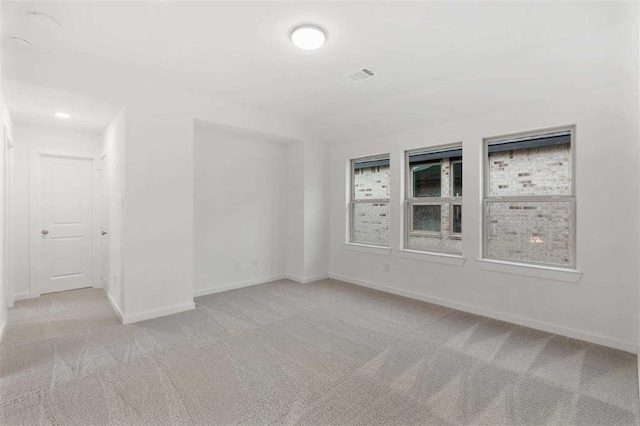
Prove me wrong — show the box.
[252,259,258,268]
[235,262,241,271]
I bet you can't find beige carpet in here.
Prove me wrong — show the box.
[0,279,638,425]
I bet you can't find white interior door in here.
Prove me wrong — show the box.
[35,154,94,294]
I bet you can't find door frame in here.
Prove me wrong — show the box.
[97,153,109,289]
[3,127,14,308]
[29,148,98,297]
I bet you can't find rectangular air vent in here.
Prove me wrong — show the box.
[346,68,377,83]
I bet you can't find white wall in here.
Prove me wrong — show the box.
[284,139,330,283]
[0,4,5,336]
[9,125,103,301]
[286,141,305,281]
[329,82,639,352]
[194,125,288,295]
[120,102,195,322]
[0,95,15,338]
[303,139,330,281]
[102,108,126,314]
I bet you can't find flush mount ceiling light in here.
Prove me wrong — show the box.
[290,24,327,50]
[55,112,71,119]
[27,11,61,28]
[9,36,31,48]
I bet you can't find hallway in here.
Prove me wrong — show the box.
[2,288,119,346]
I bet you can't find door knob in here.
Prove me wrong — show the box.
[101,230,108,236]
[41,229,49,235]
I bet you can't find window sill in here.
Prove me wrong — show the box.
[344,243,392,256]
[476,259,582,283]
[398,249,465,266]
[409,232,442,239]
[409,232,462,241]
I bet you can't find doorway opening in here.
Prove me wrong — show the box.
[3,81,123,321]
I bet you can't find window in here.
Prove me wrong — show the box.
[405,146,462,254]
[350,155,390,246]
[483,128,575,267]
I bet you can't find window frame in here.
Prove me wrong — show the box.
[349,154,391,248]
[450,203,462,237]
[450,159,463,237]
[404,144,463,253]
[450,159,463,198]
[482,126,576,269]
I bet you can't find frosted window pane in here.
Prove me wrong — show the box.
[486,201,572,266]
[489,143,571,197]
[352,202,390,246]
[413,205,441,232]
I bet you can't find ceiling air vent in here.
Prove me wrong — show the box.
[346,68,377,83]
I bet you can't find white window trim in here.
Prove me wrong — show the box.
[450,161,463,238]
[481,125,577,270]
[348,154,391,248]
[450,159,463,198]
[476,259,582,283]
[404,143,463,255]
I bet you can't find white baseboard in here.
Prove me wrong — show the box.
[285,273,329,284]
[285,274,304,283]
[0,321,6,344]
[122,301,195,325]
[329,273,637,354]
[12,292,36,306]
[106,292,124,323]
[194,275,287,298]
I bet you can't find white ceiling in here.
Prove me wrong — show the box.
[1,1,637,141]
[3,80,120,133]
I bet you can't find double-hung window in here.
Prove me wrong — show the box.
[350,155,390,247]
[405,145,462,254]
[483,128,575,267]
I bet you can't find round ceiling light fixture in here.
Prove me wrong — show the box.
[290,24,327,51]
[27,11,61,28]
[54,112,71,119]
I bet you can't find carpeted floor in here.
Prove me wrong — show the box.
[0,279,638,425]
